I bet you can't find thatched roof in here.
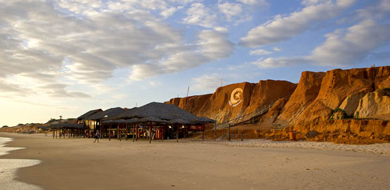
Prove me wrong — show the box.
[77,109,103,120]
[124,118,139,124]
[167,118,191,124]
[198,117,216,123]
[86,107,125,120]
[49,123,84,129]
[138,116,166,124]
[101,119,126,124]
[114,102,211,123]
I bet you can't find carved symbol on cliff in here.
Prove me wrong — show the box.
[229,88,243,107]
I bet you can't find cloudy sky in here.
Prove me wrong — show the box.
[1,0,389,126]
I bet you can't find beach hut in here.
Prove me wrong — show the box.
[113,102,215,141]
[77,109,103,124]
[49,123,84,139]
[76,109,103,137]
[85,107,126,138]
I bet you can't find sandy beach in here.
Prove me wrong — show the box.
[1,133,390,190]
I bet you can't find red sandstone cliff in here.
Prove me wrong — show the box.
[166,66,390,143]
[166,66,390,127]
[273,66,390,126]
[166,80,297,123]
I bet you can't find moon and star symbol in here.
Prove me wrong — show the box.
[229,88,243,107]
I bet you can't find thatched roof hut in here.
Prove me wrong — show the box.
[49,123,84,129]
[77,109,103,121]
[86,107,125,121]
[114,102,213,124]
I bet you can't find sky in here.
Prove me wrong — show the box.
[0,0,390,127]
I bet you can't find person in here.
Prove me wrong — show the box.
[94,130,100,143]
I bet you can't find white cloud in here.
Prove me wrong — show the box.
[356,0,390,20]
[214,26,229,33]
[183,3,217,28]
[218,2,243,20]
[273,47,281,52]
[129,64,163,81]
[253,20,390,68]
[301,0,329,6]
[160,7,179,18]
[236,0,269,6]
[240,0,356,47]
[1,0,238,99]
[198,30,235,59]
[250,49,272,55]
[251,57,309,68]
[308,19,390,66]
[191,74,224,93]
[130,30,234,80]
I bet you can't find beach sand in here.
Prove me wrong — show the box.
[1,133,390,190]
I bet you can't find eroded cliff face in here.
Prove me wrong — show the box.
[167,66,390,143]
[274,66,390,126]
[166,80,297,123]
[166,66,390,127]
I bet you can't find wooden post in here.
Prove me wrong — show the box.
[149,122,152,144]
[136,124,138,141]
[228,124,231,141]
[214,121,217,141]
[56,129,58,139]
[202,123,205,141]
[109,126,111,141]
[132,124,135,142]
[83,123,86,138]
[100,124,102,139]
[241,131,243,141]
[53,130,55,139]
[176,124,179,142]
[126,124,128,141]
[118,124,121,141]
[185,126,188,139]
[162,126,164,142]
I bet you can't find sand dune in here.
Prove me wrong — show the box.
[1,133,390,190]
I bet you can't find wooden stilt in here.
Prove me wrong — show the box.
[100,124,102,139]
[214,121,217,141]
[132,124,135,142]
[136,124,139,141]
[83,123,86,138]
[149,122,152,144]
[109,125,111,141]
[202,123,205,141]
[162,126,164,142]
[117,124,120,141]
[176,124,179,142]
[126,124,128,141]
[228,124,231,141]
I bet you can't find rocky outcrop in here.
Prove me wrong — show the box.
[339,90,369,116]
[276,71,325,124]
[195,82,256,123]
[167,66,390,144]
[354,89,390,119]
[242,80,296,115]
[167,66,390,125]
[166,80,297,123]
[275,66,390,125]
[166,94,212,114]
